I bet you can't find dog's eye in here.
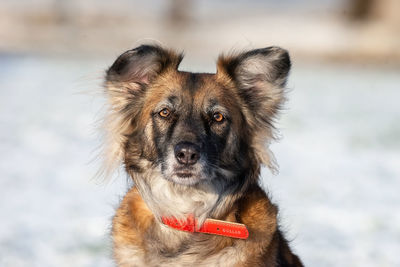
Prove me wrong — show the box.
[159,108,171,118]
[213,112,224,122]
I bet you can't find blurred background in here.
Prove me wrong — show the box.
[0,0,399,266]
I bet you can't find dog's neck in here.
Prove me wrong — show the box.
[130,168,245,226]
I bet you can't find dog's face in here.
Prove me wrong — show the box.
[103,45,290,188]
[141,72,245,185]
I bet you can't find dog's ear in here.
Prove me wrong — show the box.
[217,47,291,170]
[106,44,183,92]
[217,47,290,127]
[100,45,183,179]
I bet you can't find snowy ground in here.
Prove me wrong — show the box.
[0,54,399,267]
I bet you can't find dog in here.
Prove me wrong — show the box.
[101,44,303,266]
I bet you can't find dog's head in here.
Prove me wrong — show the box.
[102,45,290,188]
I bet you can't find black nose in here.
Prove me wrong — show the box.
[174,142,200,165]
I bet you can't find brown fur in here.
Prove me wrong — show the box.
[103,45,303,266]
[113,186,302,266]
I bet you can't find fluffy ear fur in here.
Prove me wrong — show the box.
[106,45,183,87]
[100,45,183,179]
[217,47,291,170]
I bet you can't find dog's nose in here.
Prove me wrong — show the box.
[174,142,200,165]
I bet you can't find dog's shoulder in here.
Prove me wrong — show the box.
[234,186,303,266]
[239,185,278,235]
[112,187,153,264]
[113,187,154,237]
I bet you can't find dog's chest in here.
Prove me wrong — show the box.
[115,242,242,267]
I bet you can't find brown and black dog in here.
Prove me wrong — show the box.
[101,44,303,266]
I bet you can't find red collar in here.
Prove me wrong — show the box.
[161,215,249,239]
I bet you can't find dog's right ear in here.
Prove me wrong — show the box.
[100,45,183,179]
[106,44,183,92]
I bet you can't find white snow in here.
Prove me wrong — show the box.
[0,56,399,266]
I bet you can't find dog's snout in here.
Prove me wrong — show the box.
[174,142,200,165]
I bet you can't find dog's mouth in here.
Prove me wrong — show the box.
[162,164,206,185]
[173,165,197,180]
[174,165,195,176]
[175,171,194,178]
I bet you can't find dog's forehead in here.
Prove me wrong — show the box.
[150,71,229,108]
[177,71,219,96]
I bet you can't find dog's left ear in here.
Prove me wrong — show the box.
[217,47,290,170]
[217,47,291,128]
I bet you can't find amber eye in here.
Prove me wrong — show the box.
[213,112,224,122]
[159,108,171,118]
